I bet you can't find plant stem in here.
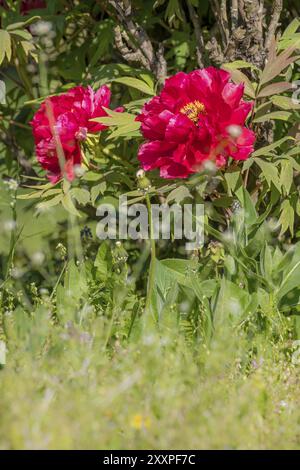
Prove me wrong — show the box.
[144,194,156,320]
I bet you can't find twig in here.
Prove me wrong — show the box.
[109,0,167,83]
[231,0,238,30]
[186,1,205,67]
[211,0,229,47]
[265,0,283,52]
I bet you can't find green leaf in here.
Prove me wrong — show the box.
[94,242,110,281]
[271,95,300,110]
[277,255,300,301]
[107,121,141,140]
[257,81,293,98]
[255,158,281,191]
[213,278,252,328]
[70,188,90,205]
[6,16,41,31]
[278,199,294,236]
[61,192,81,217]
[91,182,107,205]
[91,109,134,126]
[160,258,197,287]
[260,45,300,86]
[0,30,11,64]
[113,77,155,95]
[253,111,292,123]
[222,60,259,72]
[9,29,32,41]
[166,185,192,204]
[252,137,294,157]
[235,186,258,226]
[36,194,63,212]
[280,160,294,194]
[224,168,242,194]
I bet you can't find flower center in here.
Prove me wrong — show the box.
[180,100,205,123]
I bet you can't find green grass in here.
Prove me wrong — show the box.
[0,315,299,450]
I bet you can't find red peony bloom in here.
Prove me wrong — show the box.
[31,85,117,183]
[136,67,255,178]
[21,0,46,14]
[0,0,46,14]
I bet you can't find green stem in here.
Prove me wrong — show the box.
[144,194,156,319]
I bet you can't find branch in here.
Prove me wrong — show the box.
[265,0,283,52]
[186,1,205,67]
[114,25,149,69]
[109,0,167,83]
[211,0,229,47]
[231,0,238,30]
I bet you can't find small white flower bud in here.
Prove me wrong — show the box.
[136,169,145,179]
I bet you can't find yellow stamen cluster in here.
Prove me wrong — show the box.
[180,100,205,123]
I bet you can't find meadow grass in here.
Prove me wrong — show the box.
[0,314,299,450]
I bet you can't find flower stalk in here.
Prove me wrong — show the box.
[144,193,156,322]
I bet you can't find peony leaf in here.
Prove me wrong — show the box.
[280,160,294,194]
[260,44,300,86]
[252,136,294,156]
[113,77,155,95]
[278,199,294,237]
[271,95,300,110]
[61,192,81,217]
[253,111,292,123]
[70,188,90,205]
[257,81,293,98]
[36,194,63,212]
[107,121,141,140]
[6,16,41,31]
[0,30,11,64]
[222,60,259,72]
[166,185,192,203]
[255,158,281,191]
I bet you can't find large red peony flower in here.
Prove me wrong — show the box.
[31,85,117,182]
[0,0,46,14]
[136,67,255,178]
[21,1,46,14]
